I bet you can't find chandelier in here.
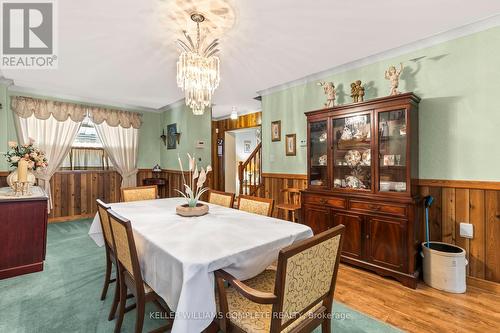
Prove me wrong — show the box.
[176,13,220,115]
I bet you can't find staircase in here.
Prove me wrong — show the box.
[238,142,263,196]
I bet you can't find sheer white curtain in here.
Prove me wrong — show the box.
[14,114,81,210]
[93,122,139,187]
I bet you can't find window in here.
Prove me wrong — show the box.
[60,117,113,170]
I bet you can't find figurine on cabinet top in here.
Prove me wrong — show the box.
[350,80,365,102]
[355,80,365,102]
[317,81,336,108]
[385,63,404,95]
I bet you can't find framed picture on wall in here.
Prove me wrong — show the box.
[285,134,296,156]
[167,123,177,150]
[243,140,251,153]
[271,120,281,142]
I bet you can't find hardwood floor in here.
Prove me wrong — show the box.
[335,264,500,333]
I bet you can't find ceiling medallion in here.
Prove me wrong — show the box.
[176,12,220,115]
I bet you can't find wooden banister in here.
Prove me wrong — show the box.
[238,143,263,196]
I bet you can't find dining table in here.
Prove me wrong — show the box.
[88,197,313,333]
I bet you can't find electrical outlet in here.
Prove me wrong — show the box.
[459,223,473,239]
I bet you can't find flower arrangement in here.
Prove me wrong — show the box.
[5,139,48,171]
[176,153,211,207]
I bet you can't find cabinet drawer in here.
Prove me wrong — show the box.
[349,200,406,217]
[304,195,346,209]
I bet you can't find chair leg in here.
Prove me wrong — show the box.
[101,253,112,300]
[108,271,120,321]
[114,271,127,333]
[134,297,145,333]
[321,318,331,333]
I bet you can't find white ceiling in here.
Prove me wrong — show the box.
[3,0,500,118]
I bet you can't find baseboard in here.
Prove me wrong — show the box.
[48,213,94,224]
[467,276,500,294]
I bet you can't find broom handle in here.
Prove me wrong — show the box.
[425,206,430,248]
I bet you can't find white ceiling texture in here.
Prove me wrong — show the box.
[2,0,500,118]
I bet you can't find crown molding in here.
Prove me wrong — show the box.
[159,98,186,112]
[6,84,162,113]
[257,14,500,96]
[0,76,14,86]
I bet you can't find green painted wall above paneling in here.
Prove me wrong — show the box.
[262,26,500,181]
[160,103,212,170]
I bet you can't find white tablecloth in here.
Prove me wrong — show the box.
[88,197,313,333]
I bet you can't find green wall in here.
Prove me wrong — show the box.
[160,103,212,170]
[262,26,500,181]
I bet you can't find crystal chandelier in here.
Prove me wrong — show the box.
[176,13,220,115]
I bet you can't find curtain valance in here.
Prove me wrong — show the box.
[10,96,143,129]
[89,108,142,129]
[11,96,87,122]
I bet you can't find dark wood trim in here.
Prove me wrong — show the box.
[0,262,44,279]
[49,213,95,224]
[415,178,500,190]
[262,173,308,180]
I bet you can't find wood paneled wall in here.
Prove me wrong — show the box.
[49,170,122,221]
[212,112,262,191]
[136,169,211,198]
[262,173,500,285]
[0,169,209,223]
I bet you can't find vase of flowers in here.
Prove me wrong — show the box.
[5,139,48,189]
[175,153,212,217]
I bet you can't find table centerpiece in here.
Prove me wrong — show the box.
[175,153,212,217]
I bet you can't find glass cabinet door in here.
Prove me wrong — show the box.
[332,113,372,191]
[378,109,407,193]
[309,120,328,187]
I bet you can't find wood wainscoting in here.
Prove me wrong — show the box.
[0,169,207,223]
[262,173,500,286]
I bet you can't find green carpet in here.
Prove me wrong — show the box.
[0,219,402,333]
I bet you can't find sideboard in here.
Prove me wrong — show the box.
[0,186,48,279]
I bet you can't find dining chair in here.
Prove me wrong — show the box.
[215,225,345,333]
[237,195,274,217]
[121,185,158,202]
[208,189,236,208]
[96,199,120,321]
[107,209,171,333]
[275,188,302,222]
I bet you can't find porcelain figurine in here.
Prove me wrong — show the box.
[355,80,365,102]
[317,81,336,108]
[385,63,404,95]
[340,127,352,141]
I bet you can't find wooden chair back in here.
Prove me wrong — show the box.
[208,189,235,208]
[96,199,113,249]
[282,188,301,206]
[271,225,345,332]
[237,195,274,217]
[107,209,145,295]
[121,185,157,202]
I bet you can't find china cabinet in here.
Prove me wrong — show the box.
[301,93,421,288]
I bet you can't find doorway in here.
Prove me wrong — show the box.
[224,127,260,195]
